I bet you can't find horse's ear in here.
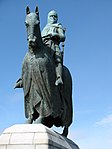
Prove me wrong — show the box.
[26,6,30,14]
[35,6,39,14]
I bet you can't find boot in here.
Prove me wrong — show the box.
[55,76,63,86]
[55,63,63,86]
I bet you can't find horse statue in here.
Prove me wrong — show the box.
[14,6,73,137]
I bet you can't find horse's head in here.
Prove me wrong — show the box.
[25,6,41,48]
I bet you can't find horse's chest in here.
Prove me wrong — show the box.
[26,55,50,73]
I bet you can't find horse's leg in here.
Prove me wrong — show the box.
[35,115,53,128]
[61,126,69,137]
[25,115,33,124]
[53,117,61,127]
[25,108,39,124]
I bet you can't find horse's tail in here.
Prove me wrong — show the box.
[60,66,73,127]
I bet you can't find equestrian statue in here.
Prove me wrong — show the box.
[14,6,73,137]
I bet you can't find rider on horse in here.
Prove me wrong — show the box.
[14,7,72,137]
[41,10,65,86]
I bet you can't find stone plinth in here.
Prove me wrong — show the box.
[0,124,80,149]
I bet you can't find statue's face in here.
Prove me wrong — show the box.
[48,10,58,24]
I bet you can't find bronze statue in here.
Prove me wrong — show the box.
[14,6,73,137]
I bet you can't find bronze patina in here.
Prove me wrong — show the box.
[14,6,73,137]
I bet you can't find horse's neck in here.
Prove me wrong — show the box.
[28,47,41,55]
[28,33,44,55]
[28,44,45,56]
[37,26,43,48]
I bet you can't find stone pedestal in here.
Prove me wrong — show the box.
[0,124,80,149]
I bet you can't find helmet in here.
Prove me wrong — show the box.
[47,10,58,24]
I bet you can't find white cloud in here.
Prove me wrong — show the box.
[96,114,112,126]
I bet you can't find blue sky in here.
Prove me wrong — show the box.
[0,0,112,149]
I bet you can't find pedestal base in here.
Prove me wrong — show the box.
[0,124,80,149]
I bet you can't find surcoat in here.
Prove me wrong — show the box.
[22,51,62,119]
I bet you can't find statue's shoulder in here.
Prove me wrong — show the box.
[57,23,62,26]
[42,24,51,30]
[52,23,63,29]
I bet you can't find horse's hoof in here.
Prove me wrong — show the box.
[25,118,33,124]
[61,128,68,137]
